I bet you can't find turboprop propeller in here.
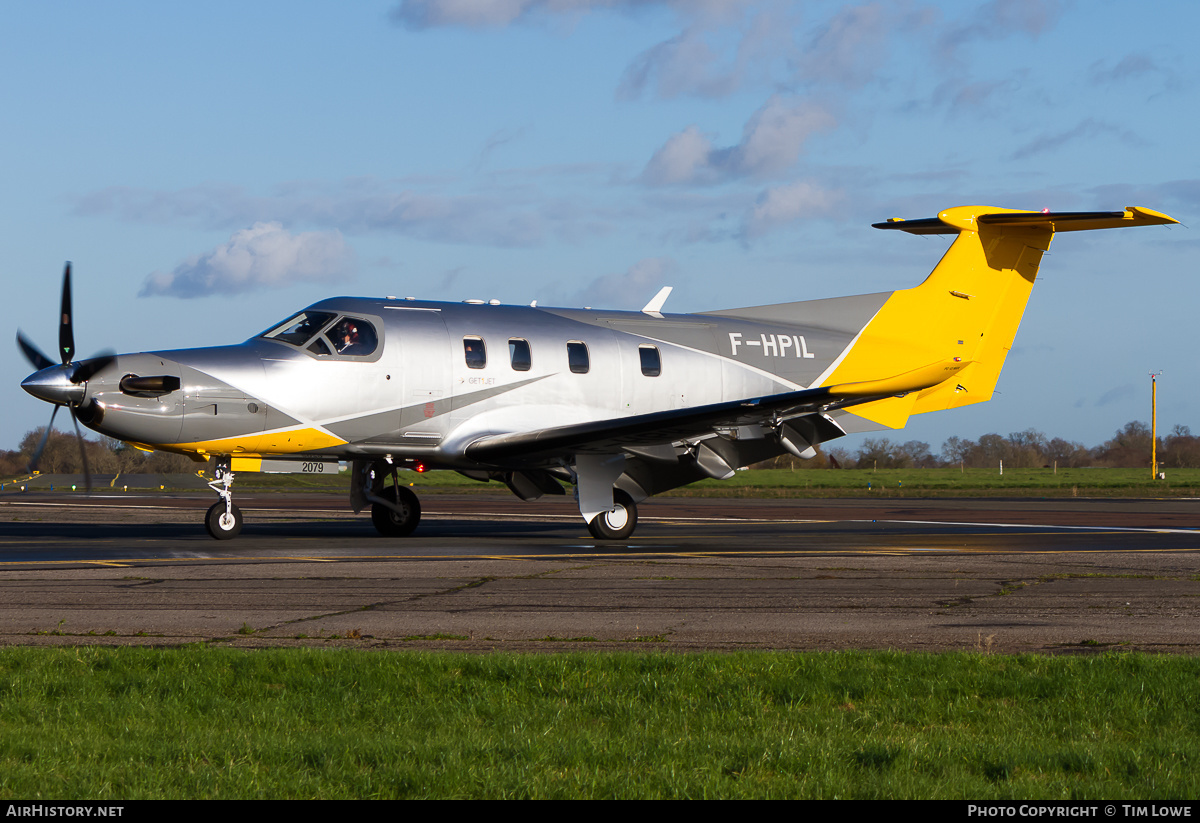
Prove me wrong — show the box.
[15,263,114,490]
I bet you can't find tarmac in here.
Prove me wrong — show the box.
[1,489,1198,654]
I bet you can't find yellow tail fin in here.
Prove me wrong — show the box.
[824,206,1177,429]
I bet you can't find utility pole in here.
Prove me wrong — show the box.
[1150,371,1162,479]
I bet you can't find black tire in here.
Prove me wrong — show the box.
[205,501,243,540]
[371,485,422,537]
[586,489,638,540]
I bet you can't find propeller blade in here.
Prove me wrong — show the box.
[16,330,54,371]
[59,262,74,365]
[70,350,116,384]
[69,408,93,494]
[27,405,60,473]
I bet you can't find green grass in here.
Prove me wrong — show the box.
[226,466,1200,497]
[5,467,1199,497]
[674,467,1200,498]
[1,647,1199,799]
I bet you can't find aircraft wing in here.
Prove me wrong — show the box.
[465,358,966,465]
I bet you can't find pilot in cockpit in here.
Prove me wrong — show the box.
[332,319,361,354]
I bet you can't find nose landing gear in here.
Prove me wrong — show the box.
[205,457,243,540]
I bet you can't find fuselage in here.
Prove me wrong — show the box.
[23,293,892,470]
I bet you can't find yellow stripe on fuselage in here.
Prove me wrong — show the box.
[169,427,348,457]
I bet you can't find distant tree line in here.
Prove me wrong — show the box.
[3,420,1197,477]
[759,421,1200,470]
[0,428,198,476]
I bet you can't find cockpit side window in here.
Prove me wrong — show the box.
[329,317,378,356]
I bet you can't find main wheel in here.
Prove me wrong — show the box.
[587,489,638,540]
[205,501,243,540]
[371,485,421,537]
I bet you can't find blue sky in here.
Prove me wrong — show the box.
[3,0,1197,455]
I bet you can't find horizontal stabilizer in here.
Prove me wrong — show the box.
[873,206,1177,235]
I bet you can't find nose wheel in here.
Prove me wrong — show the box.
[205,501,244,539]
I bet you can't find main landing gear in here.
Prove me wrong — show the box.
[586,489,638,540]
[370,483,421,537]
[355,459,423,538]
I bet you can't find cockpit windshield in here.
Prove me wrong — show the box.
[260,311,379,357]
[262,312,337,346]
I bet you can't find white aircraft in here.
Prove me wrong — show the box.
[17,205,1177,539]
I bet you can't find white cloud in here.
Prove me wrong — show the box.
[139,223,355,298]
[937,0,1067,64]
[74,179,578,248]
[574,257,678,309]
[640,126,716,185]
[736,97,836,176]
[617,3,797,100]
[391,0,666,29]
[796,3,893,89]
[1010,118,1146,161]
[394,1,796,100]
[741,180,842,239]
[641,96,835,185]
[392,0,540,28]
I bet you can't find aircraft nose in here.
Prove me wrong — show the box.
[21,365,85,406]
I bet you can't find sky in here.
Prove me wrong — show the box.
[2,0,1197,456]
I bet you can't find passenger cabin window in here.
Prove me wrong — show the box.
[639,345,661,377]
[509,338,531,371]
[567,341,589,374]
[464,336,486,369]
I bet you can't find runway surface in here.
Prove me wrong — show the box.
[1,491,1198,653]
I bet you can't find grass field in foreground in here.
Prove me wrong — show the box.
[2,647,1198,799]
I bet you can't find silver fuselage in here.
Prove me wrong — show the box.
[26,293,894,471]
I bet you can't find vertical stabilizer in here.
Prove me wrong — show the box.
[824,206,1177,428]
